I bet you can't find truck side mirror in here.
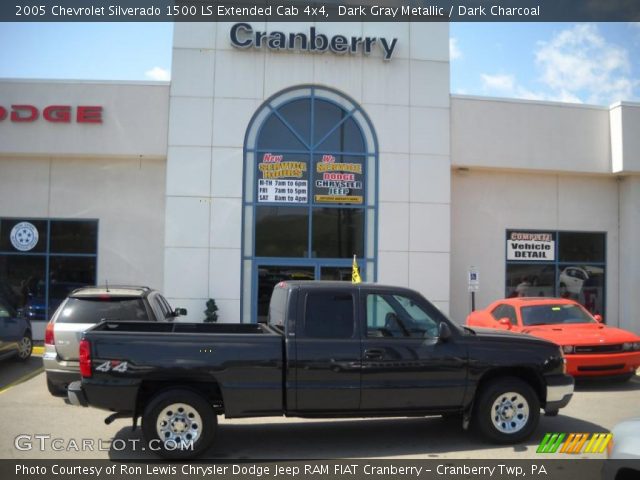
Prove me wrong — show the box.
[593,314,603,323]
[173,308,187,317]
[498,318,512,329]
[438,322,452,341]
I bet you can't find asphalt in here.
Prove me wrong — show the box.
[0,358,638,460]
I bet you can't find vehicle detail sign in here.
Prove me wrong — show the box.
[507,231,555,261]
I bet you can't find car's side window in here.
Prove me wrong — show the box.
[157,295,173,318]
[366,293,439,338]
[491,304,517,324]
[148,293,168,321]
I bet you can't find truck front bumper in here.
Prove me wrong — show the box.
[67,381,88,407]
[545,375,574,412]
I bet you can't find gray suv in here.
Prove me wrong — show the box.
[43,286,186,396]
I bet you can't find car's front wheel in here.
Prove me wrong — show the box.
[474,377,540,444]
[142,389,216,459]
[16,332,32,361]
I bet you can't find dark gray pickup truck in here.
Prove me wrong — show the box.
[68,281,574,458]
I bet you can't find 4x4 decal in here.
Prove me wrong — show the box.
[95,361,128,373]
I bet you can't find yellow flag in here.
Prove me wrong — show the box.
[352,255,361,284]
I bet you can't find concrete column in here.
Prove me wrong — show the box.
[618,176,640,334]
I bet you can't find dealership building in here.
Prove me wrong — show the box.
[1,22,639,340]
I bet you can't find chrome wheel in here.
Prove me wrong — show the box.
[17,335,32,360]
[491,391,530,434]
[155,403,202,448]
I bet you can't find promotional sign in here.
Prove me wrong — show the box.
[506,231,555,261]
[257,153,308,203]
[314,155,363,204]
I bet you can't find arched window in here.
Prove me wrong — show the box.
[242,86,378,322]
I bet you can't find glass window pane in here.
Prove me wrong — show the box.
[255,207,308,257]
[316,116,365,153]
[0,254,46,319]
[304,291,354,338]
[320,266,351,281]
[278,98,311,146]
[49,256,96,314]
[257,114,306,151]
[313,99,345,148]
[0,219,47,253]
[506,264,555,298]
[558,264,605,316]
[313,154,365,205]
[50,221,97,254]
[558,232,605,263]
[312,208,364,258]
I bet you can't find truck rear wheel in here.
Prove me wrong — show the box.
[142,389,216,459]
[474,377,540,444]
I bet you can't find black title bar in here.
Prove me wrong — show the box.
[4,0,640,22]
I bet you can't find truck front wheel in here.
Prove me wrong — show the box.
[474,377,540,444]
[142,389,216,459]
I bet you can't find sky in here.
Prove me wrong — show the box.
[1,22,639,106]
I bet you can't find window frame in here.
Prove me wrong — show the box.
[242,86,379,323]
[505,229,607,317]
[0,217,98,321]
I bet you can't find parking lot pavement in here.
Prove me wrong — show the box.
[1,370,639,460]
[0,356,43,393]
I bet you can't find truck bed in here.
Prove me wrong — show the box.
[91,321,278,335]
[81,321,284,418]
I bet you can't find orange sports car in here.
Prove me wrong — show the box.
[467,298,640,380]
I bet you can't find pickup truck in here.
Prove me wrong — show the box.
[68,281,574,458]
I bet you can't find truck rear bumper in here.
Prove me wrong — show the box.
[67,381,88,407]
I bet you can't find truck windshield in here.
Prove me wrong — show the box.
[56,297,149,323]
[521,304,596,326]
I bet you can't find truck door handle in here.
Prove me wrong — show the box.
[364,348,385,360]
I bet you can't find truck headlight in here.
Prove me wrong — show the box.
[562,345,574,354]
[622,342,633,351]
[559,347,567,374]
[633,342,640,351]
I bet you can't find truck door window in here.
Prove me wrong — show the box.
[366,294,439,338]
[304,292,354,338]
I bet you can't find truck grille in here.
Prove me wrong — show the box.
[574,344,623,354]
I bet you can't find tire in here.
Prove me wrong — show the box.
[16,332,32,361]
[473,377,540,444]
[142,389,216,459]
[46,376,67,397]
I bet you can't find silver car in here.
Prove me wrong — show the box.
[43,285,186,396]
[602,417,640,480]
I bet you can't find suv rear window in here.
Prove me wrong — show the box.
[56,297,149,323]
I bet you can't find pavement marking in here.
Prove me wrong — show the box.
[0,367,44,395]
[33,346,44,355]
